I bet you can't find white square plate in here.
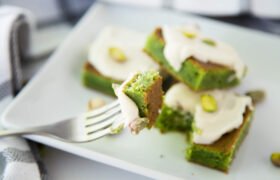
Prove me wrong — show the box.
[2,2,280,179]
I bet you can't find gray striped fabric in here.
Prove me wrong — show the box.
[0,148,35,177]
[2,148,35,163]
[0,6,46,180]
[0,81,13,101]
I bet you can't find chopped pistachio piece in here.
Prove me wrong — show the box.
[111,123,124,134]
[182,31,196,39]
[87,98,105,111]
[271,153,280,167]
[108,47,127,62]
[200,94,218,113]
[129,118,149,135]
[202,38,216,46]
[245,90,265,105]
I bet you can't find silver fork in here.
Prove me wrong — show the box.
[0,100,125,143]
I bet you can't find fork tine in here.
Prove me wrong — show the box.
[87,127,112,141]
[84,100,119,118]
[85,114,120,134]
[85,106,121,126]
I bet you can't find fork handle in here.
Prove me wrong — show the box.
[0,127,49,137]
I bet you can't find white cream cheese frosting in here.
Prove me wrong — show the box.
[88,26,158,81]
[113,74,140,128]
[162,25,246,79]
[165,83,253,144]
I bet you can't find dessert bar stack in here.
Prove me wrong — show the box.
[82,25,255,172]
[145,25,253,172]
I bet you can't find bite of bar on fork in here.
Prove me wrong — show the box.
[85,70,163,138]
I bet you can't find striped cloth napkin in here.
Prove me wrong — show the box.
[0,6,45,180]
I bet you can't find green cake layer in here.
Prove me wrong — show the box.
[123,70,163,127]
[186,109,253,172]
[82,62,121,96]
[144,28,240,91]
[156,104,193,133]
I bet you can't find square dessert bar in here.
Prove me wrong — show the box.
[155,82,254,172]
[186,109,253,172]
[144,28,240,91]
[82,62,120,95]
[123,71,163,127]
[82,26,161,96]
[82,62,121,96]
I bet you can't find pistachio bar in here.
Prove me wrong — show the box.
[122,70,163,128]
[114,70,163,134]
[144,28,243,91]
[186,109,253,172]
[82,26,159,96]
[82,62,121,96]
[155,83,254,172]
